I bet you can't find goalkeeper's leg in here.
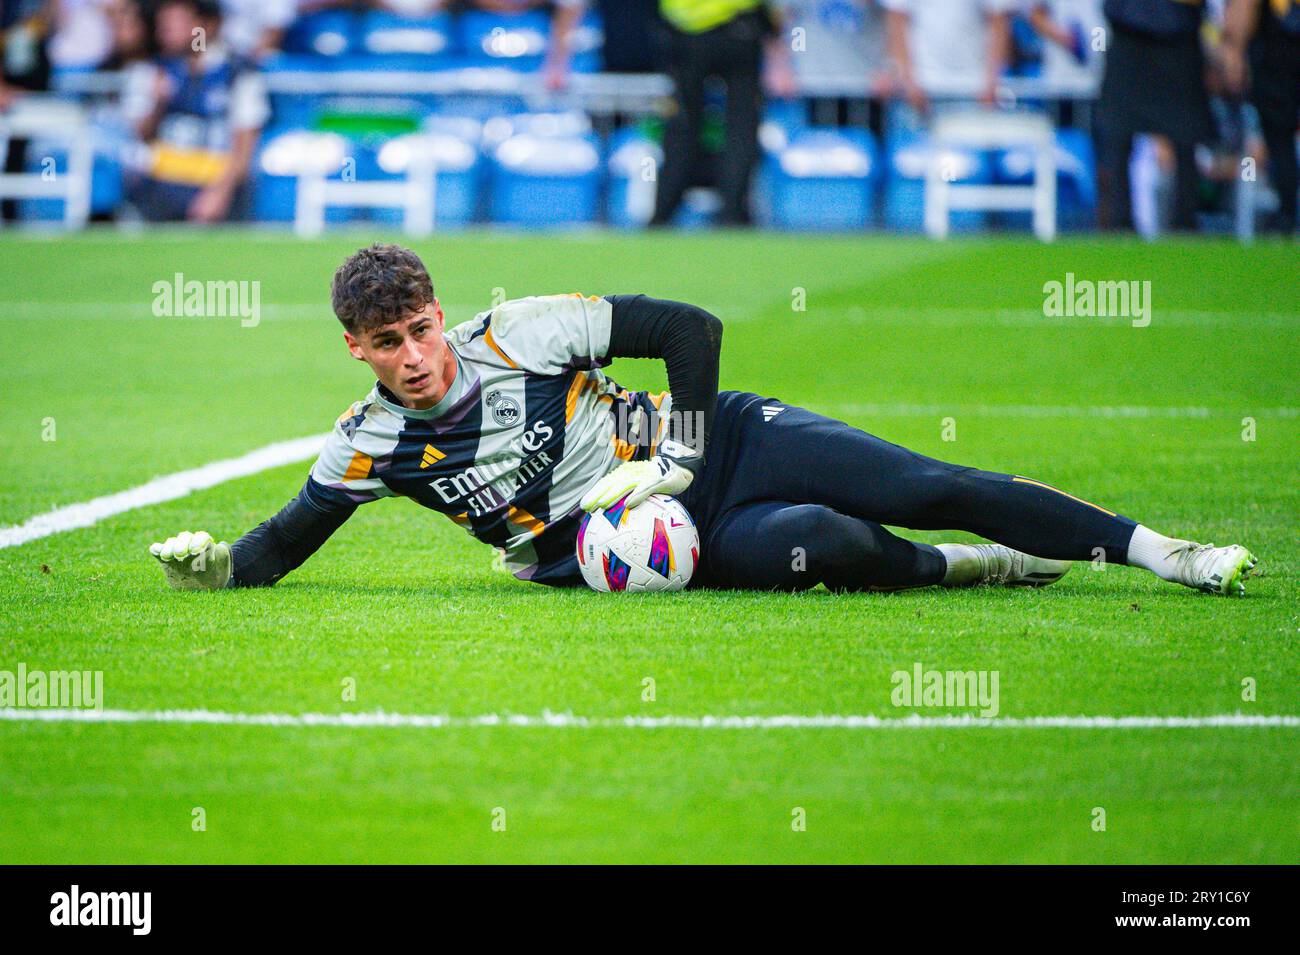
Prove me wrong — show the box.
[695,501,946,592]
[689,393,1256,595]
[697,394,1137,560]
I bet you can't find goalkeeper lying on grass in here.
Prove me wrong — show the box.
[151,243,1257,596]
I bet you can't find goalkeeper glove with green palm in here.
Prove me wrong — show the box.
[149,530,232,590]
[579,455,695,512]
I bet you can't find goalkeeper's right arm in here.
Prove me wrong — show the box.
[149,481,357,590]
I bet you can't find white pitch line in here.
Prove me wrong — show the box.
[0,709,1295,730]
[0,434,327,550]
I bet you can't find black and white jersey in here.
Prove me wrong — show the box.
[306,295,672,584]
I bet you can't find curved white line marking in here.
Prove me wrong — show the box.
[0,435,327,549]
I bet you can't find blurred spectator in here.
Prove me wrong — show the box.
[48,0,116,72]
[461,0,587,91]
[1,0,50,107]
[1096,0,1214,232]
[882,0,1014,116]
[379,0,447,12]
[1222,0,1299,234]
[650,1,795,227]
[1,0,50,221]
[106,0,150,67]
[775,0,890,95]
[121,0,268,222]
[592,0,664,72]
[216,0,296,60]
[1024,0,1105,92]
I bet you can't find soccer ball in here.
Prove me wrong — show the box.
[576,493,700,592]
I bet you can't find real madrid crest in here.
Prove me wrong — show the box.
[485,389,522,427]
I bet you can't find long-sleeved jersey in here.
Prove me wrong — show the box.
[305,293,674,583]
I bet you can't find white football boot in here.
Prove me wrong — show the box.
[936,543,1071,588]
[1165,542,1257,596]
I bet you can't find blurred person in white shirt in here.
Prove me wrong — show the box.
[121,0,269,221]
[881,0,1014,116]
[774,0,890,94]
[1024,0,1104,93]
[48,0,116,71]
[470,0,606,92]
[216,0,296,60]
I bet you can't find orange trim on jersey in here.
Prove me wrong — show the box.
[342,451,372,482]
[567,375,607,423]
[565,372,587,424]
[611,435,637,461]
[647,390,669,410]
[508,505,546,536]
[1012,476,1116,516]
[484,327,518,369]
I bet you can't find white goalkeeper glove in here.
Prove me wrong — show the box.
[580,455,695,512]
[148,530,232,591]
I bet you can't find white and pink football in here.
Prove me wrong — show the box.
[576,494,699,592]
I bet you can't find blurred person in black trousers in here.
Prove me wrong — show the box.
[650,0,795,227]
[543,0,665,89]
[0,0,50,222]
[1097,0,1214,231]
[1223,0,1300,234]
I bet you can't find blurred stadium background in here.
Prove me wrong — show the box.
[3,0,1298,867]
[0,0,1295,239]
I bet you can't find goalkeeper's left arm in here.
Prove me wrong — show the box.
[580,295,723,510]
[150,483,357,590]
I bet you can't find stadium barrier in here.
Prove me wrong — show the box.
[0,95,94,229]
[30,70,1114,234]
[924,110,1057,242]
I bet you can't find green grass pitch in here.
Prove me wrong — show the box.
[1,230,1296,864]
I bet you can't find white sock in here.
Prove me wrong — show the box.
[1126,525,1191,580]
[936,543,982,586]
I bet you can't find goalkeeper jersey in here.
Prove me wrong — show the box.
[306,294,672,585]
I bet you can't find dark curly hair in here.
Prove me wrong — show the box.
[331,244,435,335]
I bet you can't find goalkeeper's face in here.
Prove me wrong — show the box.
[344,299,452,410]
